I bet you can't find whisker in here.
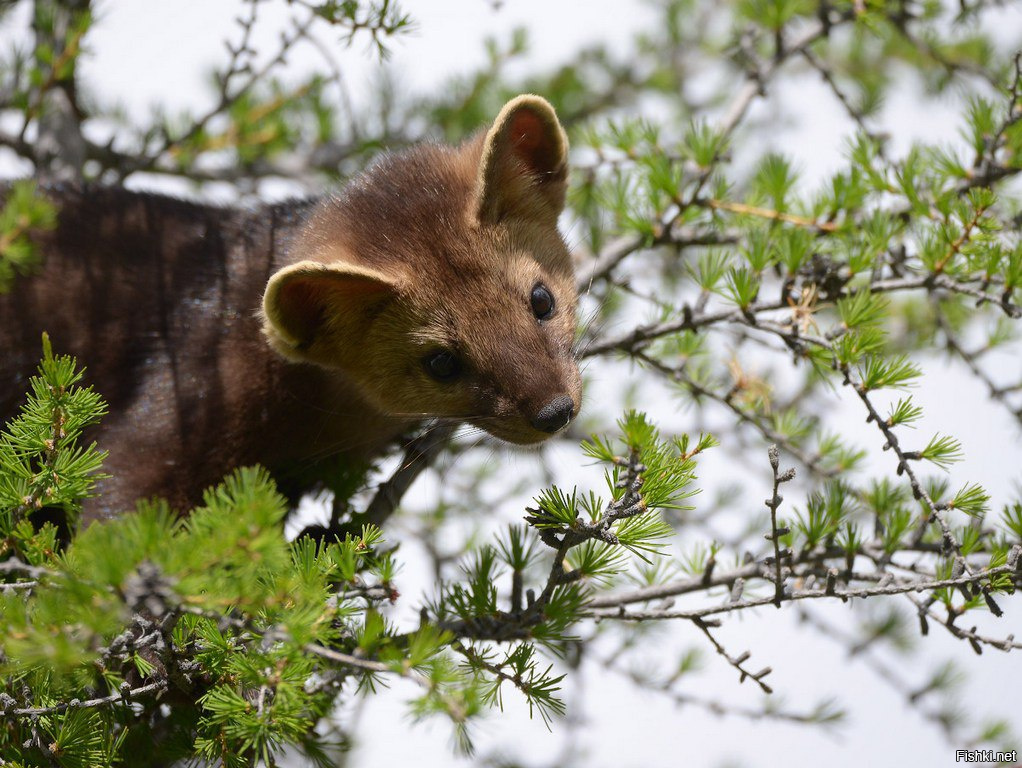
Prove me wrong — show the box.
[573,294,612,357]
[276,390,438,422]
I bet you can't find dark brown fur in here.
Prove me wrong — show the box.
[0,187,356,519]
[0,95,581,522]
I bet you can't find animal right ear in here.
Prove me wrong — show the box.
[262,260,397,363]
[475,94,569,225]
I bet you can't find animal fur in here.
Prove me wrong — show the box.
[0,95,581,522]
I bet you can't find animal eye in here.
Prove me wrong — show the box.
[530,283,555,320]
[423,350,461,382]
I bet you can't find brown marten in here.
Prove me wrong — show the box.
[0,95,581,522]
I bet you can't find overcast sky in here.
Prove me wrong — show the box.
[2,2,1021,767]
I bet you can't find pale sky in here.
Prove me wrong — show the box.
[1,2,1020,767]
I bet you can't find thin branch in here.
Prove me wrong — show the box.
[0,558,54,579]
[800,46,887,154]
[765,445,796,607]
[798,607,971,745]
[574,10,852,290]
[693,616,774,694]
[585,564,1019,624]
[632,350,837,479]
[935,308,1022,427]
[0,680,167,719]
[24,0,88,183]
[601,647,843,724]
[360,423,456,528]
[700,197,839,232]
[838,365,969,569]
[583,273,1019,358]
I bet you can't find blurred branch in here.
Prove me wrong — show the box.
[935,308,1022,427]
[599,645,844,725]
[798,608,976,745]
[27,0,88,183]
[361,423,456,528]
[631,350,839,480]
[583,273,1020,360]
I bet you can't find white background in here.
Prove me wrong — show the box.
[2,2,1021,767]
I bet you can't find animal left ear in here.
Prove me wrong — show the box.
[261,259,398,365]
[475,94,569,225]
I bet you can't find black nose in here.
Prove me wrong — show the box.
[531,394,575,434]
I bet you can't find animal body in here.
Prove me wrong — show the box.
[0,95,581,522]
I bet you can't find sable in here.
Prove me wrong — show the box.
[0,95,581,522]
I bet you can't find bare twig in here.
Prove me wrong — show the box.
[693,616,774,694]
[765,445,796,607]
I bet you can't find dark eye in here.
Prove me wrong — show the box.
[423,350,461,382]
[530,283,555,320]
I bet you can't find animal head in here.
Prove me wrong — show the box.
[262,94,581,444]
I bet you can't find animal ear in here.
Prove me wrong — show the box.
[262,259,397,361]
[475,94,569,225]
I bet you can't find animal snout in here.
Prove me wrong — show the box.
[530,394,575,434]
